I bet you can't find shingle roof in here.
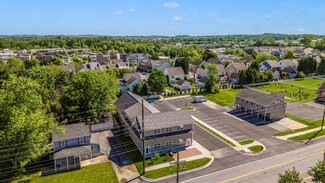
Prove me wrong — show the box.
[164,67,185,75]
[57,65,76,73]
[230,62,246,71]
[237,89,285,106]
[52,123,90,142]
[191,60,205,66]
[54,145,92,159]
[124,73,142,83]
[194,68,207,75]
[126,76,140,84]
[265,60,280,68]
[136,110,194,130]
[281,59,298,68]
[217,64,226,73]
[175,79,189,86]
[207,58,217,64]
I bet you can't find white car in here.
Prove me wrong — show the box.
[192,96,207,103]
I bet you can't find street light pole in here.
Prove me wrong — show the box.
[142,99,145,175]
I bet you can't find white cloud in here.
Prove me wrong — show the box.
[163,2,179,9]
[264,15,271,19]
[129,8,135,12]
[298,28,305,33]
[172,16,183,22]
[113,10,123,17]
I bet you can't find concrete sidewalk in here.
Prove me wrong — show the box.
[277,126,325,140]
[145,140,211,171]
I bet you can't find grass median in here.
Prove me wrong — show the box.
[144,157,211,179]
[239,139,254,145]
[248,145,264,153]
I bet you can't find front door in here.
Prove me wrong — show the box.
[186,138,192,146]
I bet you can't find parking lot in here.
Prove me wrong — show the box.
[152,97,288,152]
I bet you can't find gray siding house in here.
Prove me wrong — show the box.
[235,89,287,121]
[115,92,194,158]
[318,81,325,102]
[52,123,101,173]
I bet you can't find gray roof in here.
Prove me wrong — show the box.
[136,110,194,130]
[229,62,246,71]
[281,59,298,68]
[191,60,205,66]
[164,67,185,75]
[175,79,189,86]
[57,65,76,73]
[52,123,90,142]
[237,89,285,106]
[115,92,159,120]
[217,64,226,73]
[265,60,280,68]
[194,68,207,75]
[54,145,92,159]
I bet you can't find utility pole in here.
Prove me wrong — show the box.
[142,99,145,175]
[321,109,325,131]
[170,151,186,183]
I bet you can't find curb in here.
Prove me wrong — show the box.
[141,156,214,182]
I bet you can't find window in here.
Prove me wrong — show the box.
[60,140,66,148]
[166,127,173,133]
[171,76,174,79]
[251,102,253,105]
[145,146,151,154]
[78,137,85,144]
[166,141,172,147]
[92,145,98,152]
[178,125,184,131]
[154,143,161,149]
[154,129,161,135]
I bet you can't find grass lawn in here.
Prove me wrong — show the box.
[288,129,325,141]
[239,139,254,145]
[15,162,118,183]
[190,84,198,89]
[144,157,211,179]
[117,133,174,174]
[284,78,324,90]
[275,114,323,136]
[181,106,194,111]
[203,88,243,106]
[248,145,264,153]
[164,86,176,92]
[253,83,317,102]
[196,121,236,147]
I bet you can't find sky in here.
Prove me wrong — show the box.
[1,0,325,36]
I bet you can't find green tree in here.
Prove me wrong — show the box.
[140,83,149,96]
[308,161,325,183]
[133,82,143,95]
[263,70,274,82]
[317,58,325,75]
[24,58,40,69]
[278,167,303,183]
[0,77,57,169]
[61,70,119,121]
[301,35,313,46]
[48,54,64,65]
[251,50,259,59]
[297,56,317,75]
[205,64,219,92]
[296,71,306,78]
[286,50,294,59]
[0,57,25,84]
[204,52,218,60]
[255,52,273,63]
[174,58,189,74]
[250,61,260,70]
[148,70,166,94]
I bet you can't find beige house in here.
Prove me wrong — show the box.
[115,92,194,158]
[226,62,246,83]
[235,89,286,121]
[164,67,185,85]
[318,81,325,102]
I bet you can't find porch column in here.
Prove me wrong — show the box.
[257,112,259,118]
[264,110,267,121]
[54,159,57,172]
[66,157,69,170]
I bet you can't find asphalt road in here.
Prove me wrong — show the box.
[193,124,228,151]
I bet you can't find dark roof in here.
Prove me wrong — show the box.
[175,79,189,86]
[52,123,90,142]
[207,58,217,64]
[115,92,159,119]
[136,110,194,130]
[164,67,185,75]
[54,145,92,159]
[237,89,285,106]
[126,76,140,84]
[198,77,207,83]
[191,60,205,66]
[282,67,296,73]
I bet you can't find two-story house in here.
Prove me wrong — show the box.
[119,73,148,93]
[52,123,101,173]
[115,92,194,158]
[164,67,185,85]
[194,68,208,83]
[279,59,298,69]
[260,60,281,72]
[235,89,286,121]
[226,62,246,83]
[318,81,325,102]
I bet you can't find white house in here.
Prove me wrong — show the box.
[174,80,190,91]
[260,60,281,72]
[273,70,281,80]
[194,68,208,83]
[164,67,185,85]
[120,73,147,93]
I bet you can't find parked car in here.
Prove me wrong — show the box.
[192,96,207,103]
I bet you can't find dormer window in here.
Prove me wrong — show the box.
[60,140,66,148]
[78,137,85,144]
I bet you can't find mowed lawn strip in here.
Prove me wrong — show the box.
[284,78,324,90]
[253,83,317,102]
[144,157,211,179]
[275,114,323,136]
[239,139,254,145]
[203,88,243,106]
[248,145,264,153]
[19,162,118,183]
[288,129,325,141]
